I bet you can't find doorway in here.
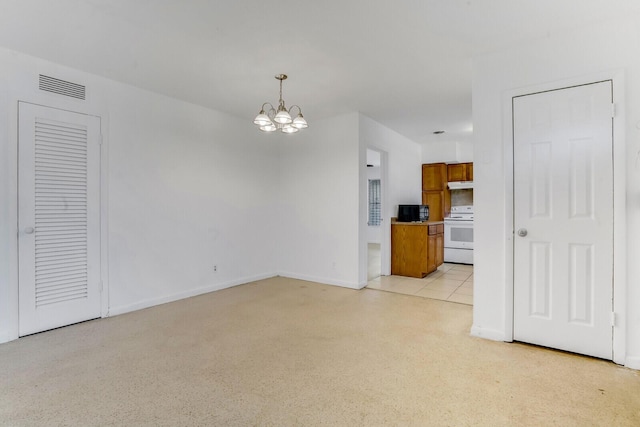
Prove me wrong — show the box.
[18,102,102,336]
[366,149,382,280]
[512,81,613,360]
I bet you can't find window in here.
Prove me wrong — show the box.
[368,179,381,226]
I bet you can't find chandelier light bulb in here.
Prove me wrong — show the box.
[253,111,272,126]
[281,124,299,134]
[259,123,277,132]
[292,113,308,129]
[274,106,292,124]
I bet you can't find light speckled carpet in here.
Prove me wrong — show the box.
[1,277,638,426]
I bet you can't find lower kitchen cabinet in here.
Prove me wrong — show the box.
[391,221,444,278]
[436,230,444,266]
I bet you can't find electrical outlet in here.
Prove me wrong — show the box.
[214,265,217,272]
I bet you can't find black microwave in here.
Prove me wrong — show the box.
[397,205,429,222]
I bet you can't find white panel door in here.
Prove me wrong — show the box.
[18,102,101,336]
[513,81,613,360]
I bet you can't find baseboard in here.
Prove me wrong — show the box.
[278,271,361,290]
[624,355,640,370]
[108,272,278,317]
[470,324,509,342]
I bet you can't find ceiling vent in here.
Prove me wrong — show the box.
[38,74,86,100]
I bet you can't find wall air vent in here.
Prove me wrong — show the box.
[38,74,86,100]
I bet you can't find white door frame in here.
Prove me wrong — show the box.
[359,146,390,286]
[371,147,390,277]
[5,98,109,343]
[502,71,627,365]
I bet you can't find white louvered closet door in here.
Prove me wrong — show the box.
[18,102,101,336]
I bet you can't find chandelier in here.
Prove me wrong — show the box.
[253,74,308,133]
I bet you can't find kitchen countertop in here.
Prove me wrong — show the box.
[391,219,444,226]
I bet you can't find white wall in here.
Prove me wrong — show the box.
[105,84,281,314]
[277,113,422,288]
[472,16,640,368]
[359,114,422,282]
[277,112,361,288]
[456,141,474,163]
[0,47,280,341]
[0,48,423,343]
[421,141,473,164]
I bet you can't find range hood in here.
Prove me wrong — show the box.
[448,181,474,190]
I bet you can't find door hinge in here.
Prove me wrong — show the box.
[611,312,616,327]
[99,134,103,145]
[611,103,616,118]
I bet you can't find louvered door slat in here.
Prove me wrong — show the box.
[35,251,88,261]
[37,164,87,172]
[36,266,87,279]
[35,220,87,227]
[36,255,87,266]
[36,148,87,159]
[36,234,87,241]
[19,103,102,336]
[36,173,88,181]
[36,178,87,184]
[35,135,87,146]
[36,285,87,298]
[35,274,88,288]
[36,262,87,273]
[35,242,88,252]
[36,231,87,238]
[35,239,87,247]
[36,210,88,216]
[37,289,88,306]
[37,198,86,204]
[35,155,86,165]
[36,128,88,141]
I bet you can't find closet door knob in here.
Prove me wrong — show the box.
[517,228,527,237]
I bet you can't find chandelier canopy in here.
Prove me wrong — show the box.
[253,74,308,134]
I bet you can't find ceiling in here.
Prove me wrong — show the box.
[0,0,638,144]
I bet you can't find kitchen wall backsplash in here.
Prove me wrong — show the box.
[451,189,473,206]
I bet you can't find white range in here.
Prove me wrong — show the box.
[444,205,473,264]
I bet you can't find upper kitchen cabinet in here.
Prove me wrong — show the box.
[422,163,447,191]
[447,162,473,182]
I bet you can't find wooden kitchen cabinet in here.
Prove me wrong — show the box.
[422,191,444,221]
[422,163,447,191]
[427,223,444,274]
[391,223,428,278]
[391,221,444,278]
[435,226,444,266]
[447,162,473,182]
[427,232,437,273]
[422,162,448,220]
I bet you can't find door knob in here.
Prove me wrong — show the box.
[24,227,34,234]
[517,228,528,237]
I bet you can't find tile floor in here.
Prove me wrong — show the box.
[367,263,474,305]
